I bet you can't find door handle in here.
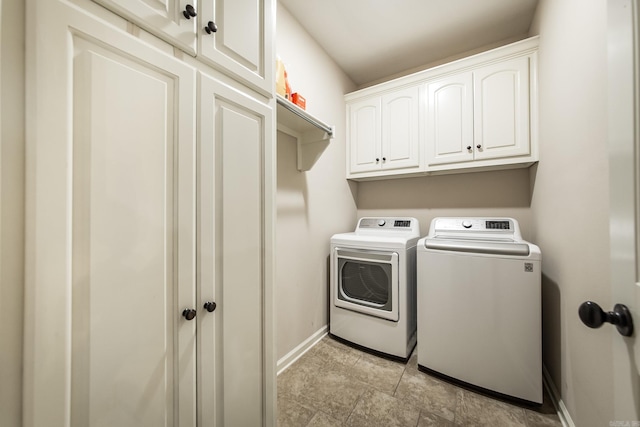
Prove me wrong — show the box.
[578,301,634,337]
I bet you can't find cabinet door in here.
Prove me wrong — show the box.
[381,86,422,171]
[348,97,382,173]
[25,2,197,426]
[426,73,474,166]
[199,0,274,95]
[91,0,197,54]
[199,73,273,426]
[473,56,530,160]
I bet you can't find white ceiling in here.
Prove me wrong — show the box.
[279,0,540,86]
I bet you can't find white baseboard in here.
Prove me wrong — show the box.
[276,325,328,376]
[543,364,575,427]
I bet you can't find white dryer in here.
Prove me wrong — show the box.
[417,217,542,404]
[330,217,420,361]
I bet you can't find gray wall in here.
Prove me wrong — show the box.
[529,1,614,425]
[356,169,534,240]
[0,0,25,425]
[276,3,358,361]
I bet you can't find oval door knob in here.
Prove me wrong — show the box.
[182,308,197,320]
[578,301,634,337]
[476,144,482,149]
[183,4,197,19]
[205,21,218,34]
[204,301,217,312]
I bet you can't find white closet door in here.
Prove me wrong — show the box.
[426,73,474,166]
[25,2,197,426]
[199,72,272,427]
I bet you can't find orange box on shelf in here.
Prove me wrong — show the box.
[291,93,306,110]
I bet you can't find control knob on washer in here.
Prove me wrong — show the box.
[462,220,472,229]
[377,219,386,226]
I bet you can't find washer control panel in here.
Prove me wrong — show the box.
[428,217,522,240]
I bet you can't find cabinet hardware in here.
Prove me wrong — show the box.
[476,144,482,149]
[182,308,197,320]
[183,4,197,19]
[204,301,217,312]
[205,21,218,34]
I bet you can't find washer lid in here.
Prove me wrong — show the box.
[424,238,530,256]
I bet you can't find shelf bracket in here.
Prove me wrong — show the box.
[276,95,334,171]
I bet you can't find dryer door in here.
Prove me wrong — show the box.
[333,248,399,321]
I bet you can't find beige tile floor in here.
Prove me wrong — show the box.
[277,336,562,427]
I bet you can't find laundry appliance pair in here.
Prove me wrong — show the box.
[329,216,542,404]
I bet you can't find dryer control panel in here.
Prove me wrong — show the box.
[356,217,421,236]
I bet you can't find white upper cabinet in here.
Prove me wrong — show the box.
[426,72,474,166]
[91,0,274,95]
[346,37,538,180]
[427,55,531,167]
[91,0,198,52]
[348,97,381,173]
[382,86,422,171]
[348,85,421,177]
[473,56,530,161]
[198,0,273,95]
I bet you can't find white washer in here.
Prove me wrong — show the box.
[417,217,542,404]
[330,217,420,361]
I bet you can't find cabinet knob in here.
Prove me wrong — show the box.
[375,158,380,162]
[204,301,217,312]
[183,4,197,19]
[382,157,386,162]
[182,308,197,320]
[466,146,472,151]
[578,301,634,337]
[205,21,218,34]
[476,144,482,149]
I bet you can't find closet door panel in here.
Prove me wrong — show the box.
[25,2,197,426]
[199,73,271,426]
